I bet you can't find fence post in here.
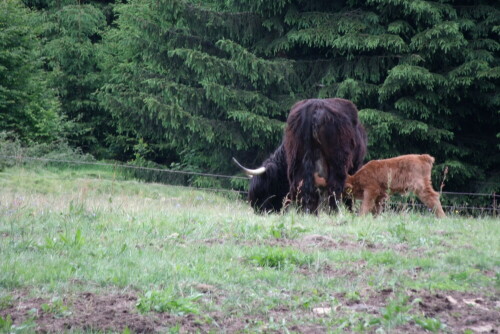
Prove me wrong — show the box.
[15,152,23,167]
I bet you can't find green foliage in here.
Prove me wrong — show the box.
[414,317,446,333]
[0,314,35,333]
[378,295,415,327]
[98,0,296,172]
[136,289,203,315]
[5,0,500,193]
[42,228,85,251]
[0,315,14,332]
[40,297,72,318]
[0,0,62,143]
[388,221,411,242]
[96,0,499,193]
[247,247,313,269]
[0,131,94,171]
[368,294,442,332]
[35,1,114,158]
[269,221,308,239]
[0,294,13,311]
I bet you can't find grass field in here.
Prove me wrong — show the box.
[0,165,499,333]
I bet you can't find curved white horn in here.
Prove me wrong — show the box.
[232,157,266,176]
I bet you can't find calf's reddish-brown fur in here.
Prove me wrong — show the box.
[344,154,446,218]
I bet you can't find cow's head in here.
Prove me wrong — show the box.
[233,145,289,213]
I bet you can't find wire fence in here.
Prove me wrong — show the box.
[0,154,250,197]
[1,154,498,217]
[384,199,498,217]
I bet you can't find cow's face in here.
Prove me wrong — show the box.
[233,157,289,214]
[248,173,285,213]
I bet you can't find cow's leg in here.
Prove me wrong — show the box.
[360,189,377,216]
[292,150,320,214]
[344,197,354,212]
[325,161,348,211]
[326,183,343,211]
[289,179,301,204]
[300,176,320,214]
[303,189,320,214]
[288,178,318,213]
[415,184,446,218]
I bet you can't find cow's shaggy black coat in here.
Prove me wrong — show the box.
[285,98,367,213]
[247,144,289,213]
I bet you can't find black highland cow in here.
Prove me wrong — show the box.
[285,98,367,213]
[234,98,367,214]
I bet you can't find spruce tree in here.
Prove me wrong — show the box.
[24,0,115,158]
[99,0,298,172]
[0,0,62,143]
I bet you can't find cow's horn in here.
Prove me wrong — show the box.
[232,157,266,176]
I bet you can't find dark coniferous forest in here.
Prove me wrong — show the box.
[1,0,499,193]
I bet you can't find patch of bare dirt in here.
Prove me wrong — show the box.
[2,288,498,333]
[336,288,500,333]
[296,263,360,279]
[203,234,388,252]
[264,234,384,251]
[410,290,500,333]
[202,234,427,256]
[0,291,212,333]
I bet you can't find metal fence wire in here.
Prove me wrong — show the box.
[1,154,498,217]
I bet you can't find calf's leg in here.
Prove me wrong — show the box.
[360,189,377,216]
[415,185,446,218]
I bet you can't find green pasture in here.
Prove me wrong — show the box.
[0,166,498,333]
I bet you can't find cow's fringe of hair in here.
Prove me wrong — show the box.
[301,104,317,211]
[286,101,319,212]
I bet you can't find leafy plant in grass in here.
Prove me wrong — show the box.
[336,312,377,333]
[0,314,35,333]
[414,316,446,333]
[388,221,412,242]
[363,294,446,333]
[136,289,203,315]
[269,221,308,239]
[345,291,362,303]
[0,316,14,332]
[59,229,85,250]
[40,297,72,318]
[370,295,417,331]
[362,250,399,266]
[41,229,85,251]
[0,294,13,310]
[247,247,313,269]
[445,268,490,289]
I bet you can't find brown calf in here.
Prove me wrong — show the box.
[344,154,446,218]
